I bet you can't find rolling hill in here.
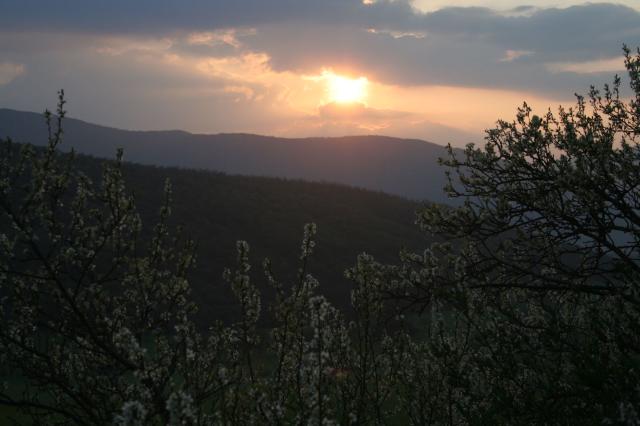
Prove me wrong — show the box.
[58,152,432,324]
[0,108,456,204]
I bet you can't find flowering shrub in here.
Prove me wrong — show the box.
[0,92,423,425]
[1,46,640,424]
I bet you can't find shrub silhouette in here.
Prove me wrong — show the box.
[1,46,640,424]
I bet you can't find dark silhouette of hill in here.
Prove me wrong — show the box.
[64,152,431,324]
[0,108,454,203]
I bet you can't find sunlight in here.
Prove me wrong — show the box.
[324,72,368,104]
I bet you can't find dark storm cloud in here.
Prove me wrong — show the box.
[244,3,638,95]
[0,0,416,34]
[242,19,633,95]
[420,3,640,61]
[4,1,637,60]
[1,1,639,95]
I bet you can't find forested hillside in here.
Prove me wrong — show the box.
[0,109,454,203]
[68,151,430,323]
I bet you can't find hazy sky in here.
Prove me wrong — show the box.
[1,0,639,146]
[413,0,640,12]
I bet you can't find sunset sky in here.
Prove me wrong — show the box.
[1,0,639,146]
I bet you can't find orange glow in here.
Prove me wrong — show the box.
[324,72,368,104]
[117,35,573,144]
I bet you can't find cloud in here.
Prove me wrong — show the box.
[280,101,477,144]
[0,0,414,34]
[500,49,534,62]
[318,102,410,120]
[296,101,475,144]
[2,2,639,95]
[501,5,539,18]
[276,102,416,135]
[221,3,637,96]
[1,1,639,144]
[0,62,24,85]
[243,22,606,97]
[546,56,627,74]
[222,85,256,102]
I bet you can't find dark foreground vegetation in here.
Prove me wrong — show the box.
[1,46,639,424]
[69,151,429,325]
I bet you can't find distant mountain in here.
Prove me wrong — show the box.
[0,108,456,203]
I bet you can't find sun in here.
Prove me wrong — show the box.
[325,72,368,104]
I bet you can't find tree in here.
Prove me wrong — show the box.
[2,45,640,425]
[0,94,410,424]
[384,45,640,423]
[0,91,238,424]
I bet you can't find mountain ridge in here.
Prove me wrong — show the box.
[0,107,456,203]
